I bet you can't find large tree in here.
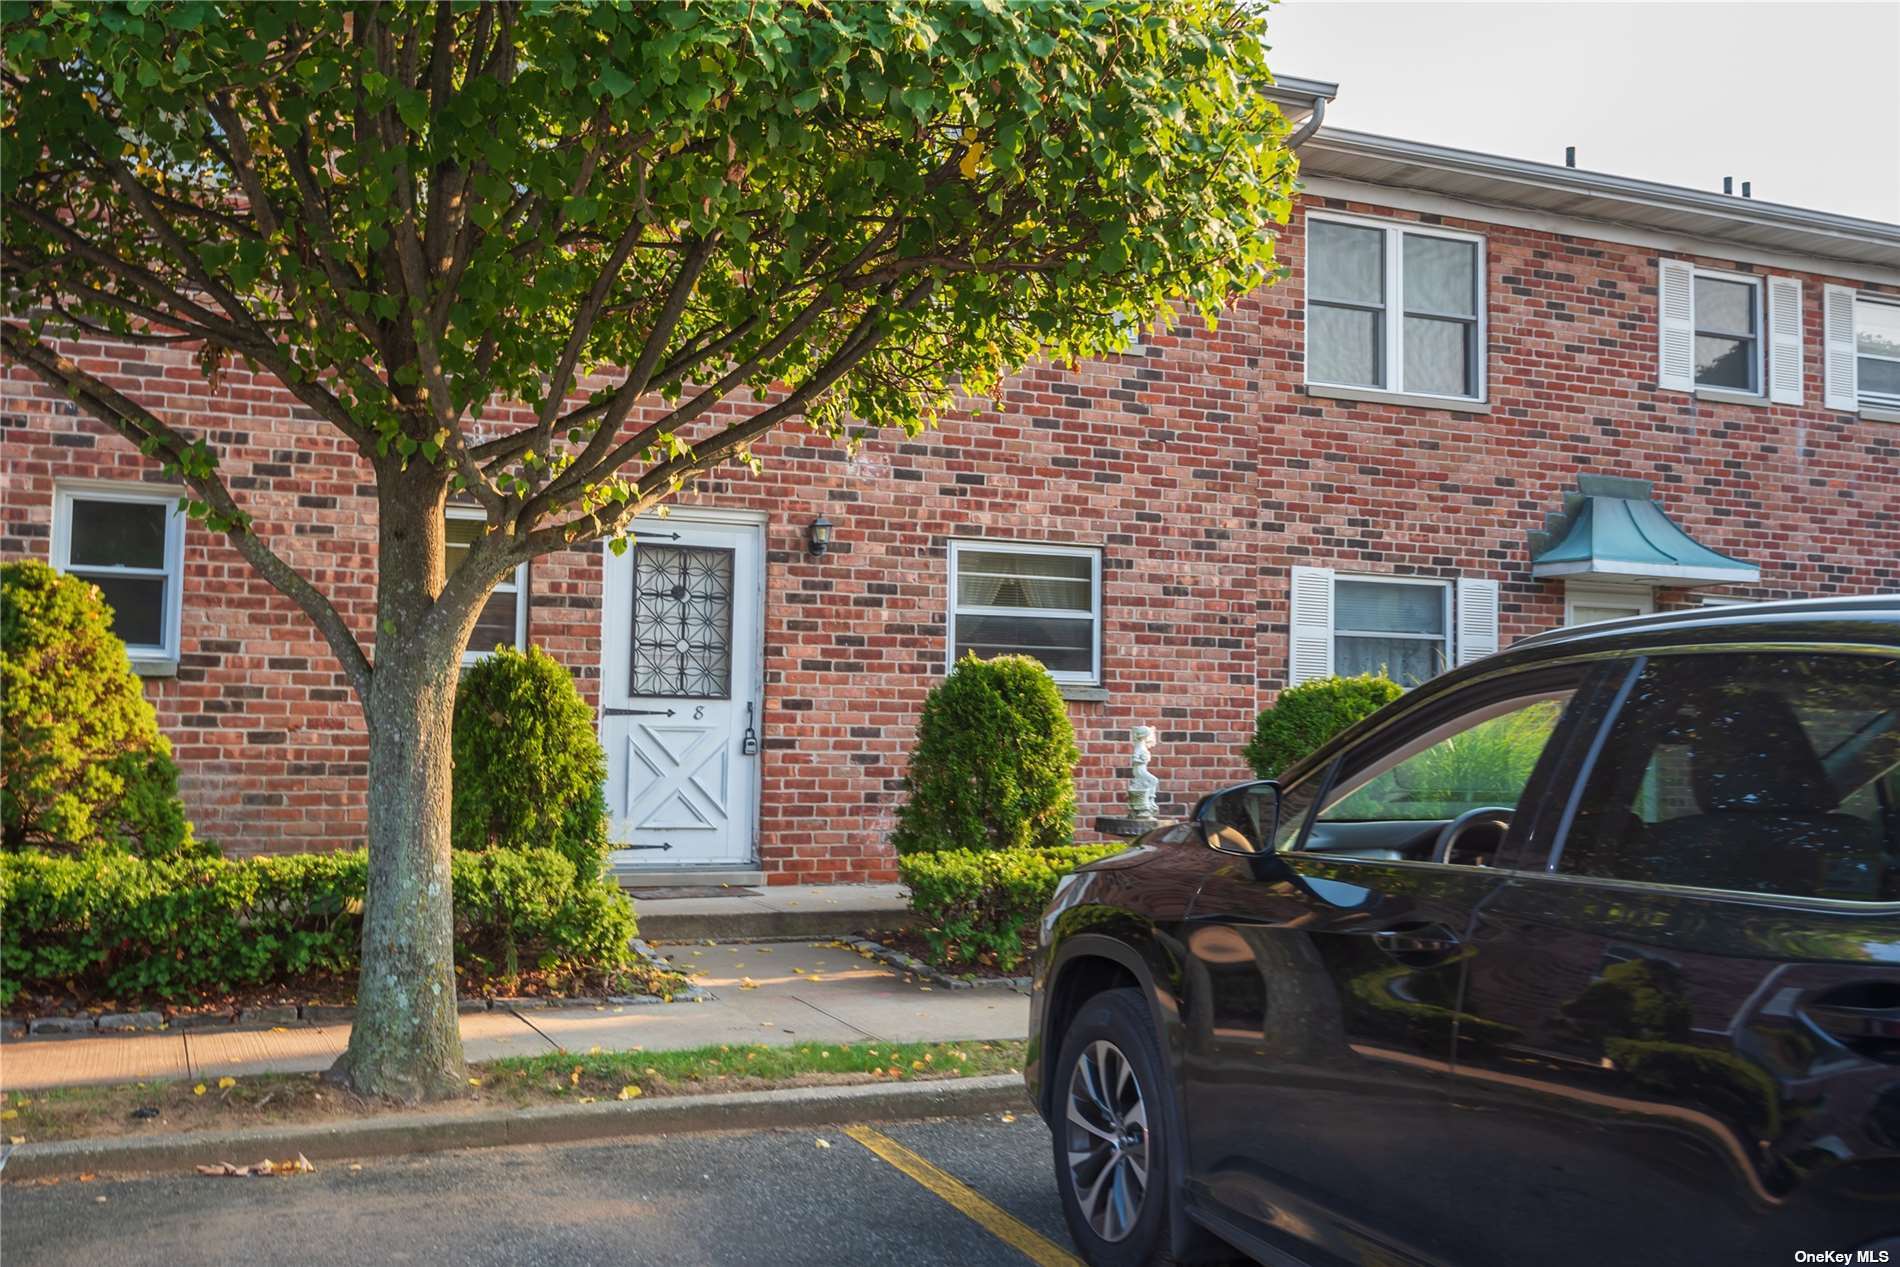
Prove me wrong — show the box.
[1,0,1297,1100]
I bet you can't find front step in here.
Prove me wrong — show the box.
[621,881,915,943]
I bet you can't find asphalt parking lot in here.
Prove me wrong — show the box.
[1,1111,1083,1267]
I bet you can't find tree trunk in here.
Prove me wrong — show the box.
[328,465,472,1102]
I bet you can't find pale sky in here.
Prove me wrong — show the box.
[1267,1,1900,223]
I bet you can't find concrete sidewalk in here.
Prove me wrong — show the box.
[0,941,1026,1093]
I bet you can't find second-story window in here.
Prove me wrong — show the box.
[1855,296,1900,409]
[1306,215,1484,402]
[1692,273,1762,393]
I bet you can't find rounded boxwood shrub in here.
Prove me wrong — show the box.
[451,645,611,878]
[1242,672,1404,779]
[1,559,201,858]
[891,654,1079,857]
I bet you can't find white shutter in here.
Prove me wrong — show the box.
[1766,276,1804,405]
[1287,566,1334,685]
[1657,258,1696,393]
[1455,577,1501,666]
[1823,284,1859,411]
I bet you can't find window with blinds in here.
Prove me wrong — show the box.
[947,541,1101,684]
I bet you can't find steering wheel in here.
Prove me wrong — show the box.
[1431,806,1515,865]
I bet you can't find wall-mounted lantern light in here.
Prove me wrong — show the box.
[807,516,834,557]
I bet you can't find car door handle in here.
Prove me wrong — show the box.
[1801,986,1900,1061]
[1372,923,1462,960]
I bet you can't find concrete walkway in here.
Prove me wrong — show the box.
[0,941,1027,1093]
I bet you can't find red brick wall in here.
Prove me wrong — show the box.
[5,192,1897,877]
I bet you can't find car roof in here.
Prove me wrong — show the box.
[1266,594,1900,794]
[1506,593,1900,654]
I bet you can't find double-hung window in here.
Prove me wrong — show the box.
[1288,567,1500,689]
[1306,215,1484,402]
[444,508,527,664]
[1691,273,1762,393]
[51,483,186,669]
[947,540,1101,685]
[1332,576,1451,687]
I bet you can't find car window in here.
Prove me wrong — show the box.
[1281,690,1575,866]
[1319,694,1571,823]
[1555,652,1900,901]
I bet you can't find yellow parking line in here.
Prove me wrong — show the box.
[843,1123,1084,1267]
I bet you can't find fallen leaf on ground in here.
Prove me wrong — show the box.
[739,978,757,989]
[8,1136,23,1145]
[195,1154,315,1178]
[467,1077,482,1087]
[216,1077,236,1090]
[270,1026,288,1033]
[1000,1113,1017,1123]
[814,1139,831,1149]
[0,1110,15,1120]
[192,1084,207,1097]
[78,1173,95,1183]
[617,1085,642,1101]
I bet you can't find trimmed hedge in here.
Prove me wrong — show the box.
[0,847,638,1007]
[452,646,611,879]
[1,559,202,859]
[898,844,1124,972]
[892,654,1079,856]
[1242,673,1403,779]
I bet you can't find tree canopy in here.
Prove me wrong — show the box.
[5,1,1296,680]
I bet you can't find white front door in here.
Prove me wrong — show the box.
[600,515,763,868]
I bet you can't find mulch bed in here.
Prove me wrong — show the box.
[856,927,1037,981]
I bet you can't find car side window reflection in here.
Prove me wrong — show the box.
[1289,692,1574,865]
[1555,653,1900,901]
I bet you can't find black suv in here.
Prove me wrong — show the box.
[1028,597,1900,1267]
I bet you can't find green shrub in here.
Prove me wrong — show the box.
[1243,673,1403,779]
[898,844,1124,971]
[0,847,638,1007]
[452,645,611,878]
[891,654,1079,857]
[1,560,201,859]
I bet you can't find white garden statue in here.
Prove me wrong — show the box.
[1128,725,1160,820]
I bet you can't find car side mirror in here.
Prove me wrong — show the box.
[1195,780,1282,858]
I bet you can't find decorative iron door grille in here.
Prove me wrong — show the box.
[629,544,735,699]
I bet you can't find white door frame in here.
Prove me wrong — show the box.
[598,506,768,868]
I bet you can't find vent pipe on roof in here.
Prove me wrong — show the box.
[1565,146,1576,168]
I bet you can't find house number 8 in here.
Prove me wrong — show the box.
[693,705,705,720]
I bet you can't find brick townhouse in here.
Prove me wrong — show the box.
[5,76,1898,884]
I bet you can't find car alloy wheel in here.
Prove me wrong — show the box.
[1064,1037,1150,1243]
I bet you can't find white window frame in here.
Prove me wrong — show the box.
[1332,573,1453,683]
[445,506,527,666]
[1563,582,1656,628]
[1689,266,1765,397]
[1304,211,1488,404]
[50,480,187,670]
[946,538,1102,686]
[1854,294,1900,412]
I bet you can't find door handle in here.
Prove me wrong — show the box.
[1372,923,1462,960]
[1801,984,1900,1061]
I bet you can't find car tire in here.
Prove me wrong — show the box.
[1051,987,1179,1267]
